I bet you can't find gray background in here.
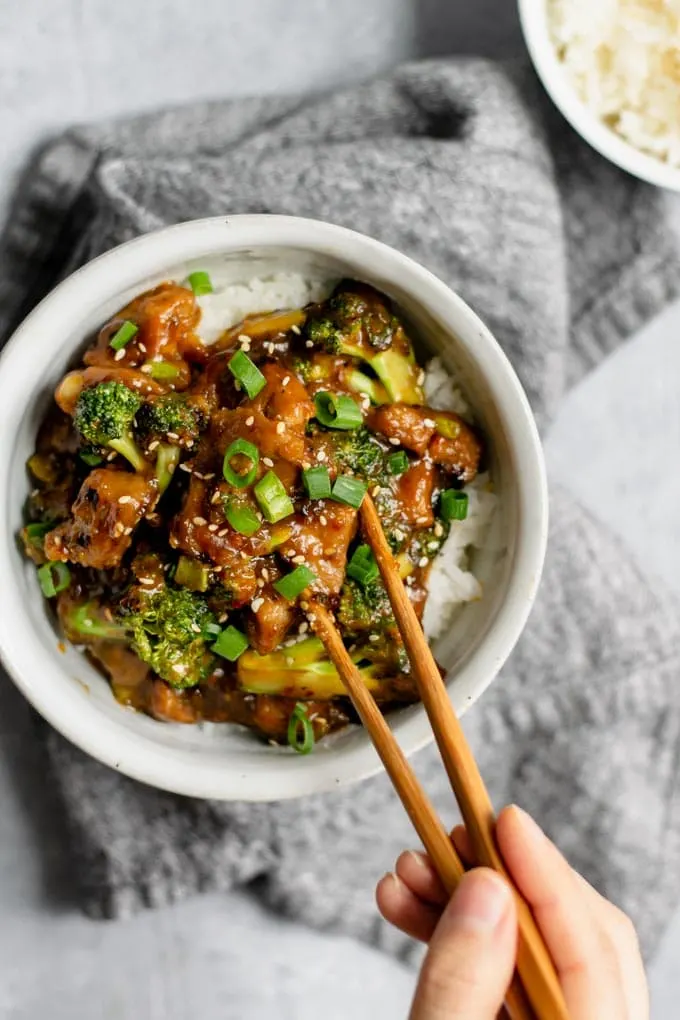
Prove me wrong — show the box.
[1,0,679,1016]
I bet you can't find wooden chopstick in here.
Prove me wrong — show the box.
[360,494,569,1020]
[308,600,533,1020]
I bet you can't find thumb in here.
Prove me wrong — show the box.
[410,868,517,1020]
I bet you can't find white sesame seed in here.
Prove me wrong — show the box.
[292,554,305,564]
[368,634,380,643]
[417,370,425,385]
[52,535,62,547]
[319,514,328,526]
[123,526,133,535]
[300,600,310,611]
[434,522,444,537]
[132,380,142,389]
[405,575,415,586]
[418,556,429,568]
[298,621,309,634]
[214,668,225,679]
[393,528,405,541]
[251,597,264,613]
[211,491,221,504]
[305,339,314,348]
[193,516,207,526]
[291,324,301,335]
[263,457,274,468]
[193,471,205,480]
[118,495,132,505]
[417,516,429,525]
[203,473,215,481]
[179,463,192,473]
[141,364,152,374]
[219,613,228,623]
[256,578,265,588]
[371,485,381,497]
[285,547,296,557]
[107,452,117,461]
[423,418,436,428]
[148,440,160,452]
[191,623,201,634]
[282,375,290,387]
[208,524,218,532]
[139,577,155,585]
[114,348,126,362]
[166,432,179,441]
[276,421,286,435]
[389,437,400,446]
[261,567,270,581]
[265,341,275,354]
[138,342,146,353]
[218,528,228,537]
[246,415,254,426]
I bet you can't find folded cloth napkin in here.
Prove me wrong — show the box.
[3,57,680,961]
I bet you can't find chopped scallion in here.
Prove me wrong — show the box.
[347,544,379,586]
[187,270,213,296]
[254,470,294,523]
[331,474,367,509]
[148,360,180,381]
[302,465,331,500]
[440,489,469,521]
[314,391,363,430]
[274,565,316,601]
[109,320,138,352]
[287,702,315,755]
[225,501,261,537]
[212,625,249,662]
[174,555,210,592]
[228,350,266,399]
[223,438,259,489]
[25,522,52,545]
[37,561,71,598]
[387,450,409,476]
[79,450,104,467]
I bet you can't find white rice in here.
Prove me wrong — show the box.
[191,274,496,640]
[548,0,680,166]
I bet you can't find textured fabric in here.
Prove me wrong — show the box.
[3,57,680,960]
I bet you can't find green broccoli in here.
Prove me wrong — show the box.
[237,636,383,699]
[305,286,424,404]
[332,426,386,480]
[136,394,205,448]
[118,579,217,688]
[73,381,145,471]
[62,600,130,644]
[337,576,395,636]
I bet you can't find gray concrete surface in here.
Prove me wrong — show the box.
[1,1,679,1016]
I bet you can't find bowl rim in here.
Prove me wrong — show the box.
[0,215,548,800]
[518,0,680,192]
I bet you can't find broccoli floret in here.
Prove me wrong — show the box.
[305,285,424,404]
[74,381,145,471]
[338,577,395,635]
[118,579,217,688]
[62,600,130,644]
[136,394,204,448]
[332,426,386,480]
[237,636,382,698]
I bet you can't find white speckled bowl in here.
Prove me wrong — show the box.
[0,216,547,800]
[519,0,680,191]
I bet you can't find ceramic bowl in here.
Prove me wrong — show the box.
[0,215,547,800]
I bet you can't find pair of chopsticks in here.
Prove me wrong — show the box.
[308,494,569,1020]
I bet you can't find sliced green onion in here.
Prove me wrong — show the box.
[347,544,379,586]
[175,555,210,592]
[109,320,138,352]
[440,489,469,522]
[25,522,53,544]
[287,702,315,755]
[274,565,316,601]
[187,270,213,296]
[254,470,294,523]
[212,625,249,662]
[225,501,261,537]
[79,450,104,467]
[387,451,409,476]
[302,465,331,500]
[314,391,363,430]
[331,474,367,509]
[156,444,180,494]
[228,350,266,399]
[223,439,259,489]
[37,562,71,598]
[148,360,180,381]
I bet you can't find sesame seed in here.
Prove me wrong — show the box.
[305,339,314,348]
[319,515,328,526]
[261,567,270,581]
[291,324,301,335]
[434,522,444,537]
[191,623,201,634]
[114,348,126,362]
[368,634,380,643]
[203,473,215,481]
[107,452,117,461]
[405,575,415,587]
[246,415,254,426]
[263,457,274,468]
[52,535,62,547]
[298,622,309,634]
[214,668,225,679]
[276,422,286,435]
[316,450,327,462]
[148,440,160,452]
[141,364,152,374]
[211,491,221,504]
[417,370,425,385]
[418,556,429,568]
[371,485,381,497]
[251,597,264,613]
[265,341,275,354]
[193,516,207,526]
[139,577,155,585]
[393,528,405,541]
[301,461,312,470]
[218,528,229,537]
[208,524,218,532]
[166,432,179,441]
[389,437,400,446]
[285,548,296,557]
[424,418,436,428]
[300,600,310,611]
[179,463,192,473]
[417,516,429,525]
[256,578,265,588]
[138,342,147,353]
[194,472,205,480]
[292,554,305,564]
[123,526,133,535]
[282,375,290,387]
[307,612,317,623]
[118,495,132,505]
[132,380,143,389]
[219,613,228,623]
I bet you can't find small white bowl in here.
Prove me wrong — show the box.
[0,216,547,801]
[519,0,680,192]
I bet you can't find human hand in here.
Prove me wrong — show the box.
[376,805,648,1019]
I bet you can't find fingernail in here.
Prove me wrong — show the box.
[382,871,402,890]
[511,805,546,846]
[446,870,510,933]
[406,850,429,870]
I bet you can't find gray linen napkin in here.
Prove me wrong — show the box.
[3,58,680,961]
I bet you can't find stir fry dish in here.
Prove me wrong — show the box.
[21,276,483,752]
